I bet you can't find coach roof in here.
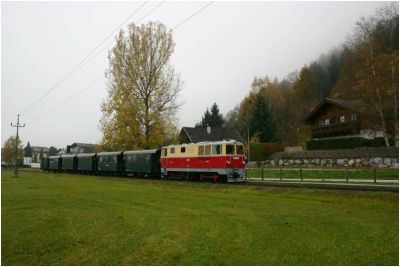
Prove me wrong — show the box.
[61,154,77,158]
[76,153,96,158]
[96,151,123,156]
[124,149,158,155]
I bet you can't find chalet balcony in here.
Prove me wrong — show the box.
[311,121,361,138]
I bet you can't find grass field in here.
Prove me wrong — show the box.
[2,170,398,265]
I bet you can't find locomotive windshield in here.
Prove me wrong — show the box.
[226,144,243,155]
[226,144,235,154]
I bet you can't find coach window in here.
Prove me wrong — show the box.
[170,147,175,154]
[212,144,221,155]
[205,145,211,155]
[236,145,243,155]
[181,147,186,153]
[226,144,235,155]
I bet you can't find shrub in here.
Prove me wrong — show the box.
[249,142,283,161]
[306,137,393,150]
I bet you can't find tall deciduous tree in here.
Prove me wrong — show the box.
[224,104,240,129]
[99,22,182,150]
[2,136,23,166]
[333,4,398,146]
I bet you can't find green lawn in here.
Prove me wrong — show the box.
[246,168,399,181]
[2,170,398,265]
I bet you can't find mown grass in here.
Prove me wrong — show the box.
[2,170,398,265]
[247,168,399,180]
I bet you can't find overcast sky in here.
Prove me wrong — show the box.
[1,1,386,148]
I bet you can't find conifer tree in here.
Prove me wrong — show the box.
[196,103,225,128]
[250,94,276,142]
[24,141,32,157]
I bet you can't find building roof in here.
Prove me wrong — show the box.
[163,139,243,148]
[180,127,245,143]
[305,98,360,124]
[70,143,96,148]
[31,146,49,152]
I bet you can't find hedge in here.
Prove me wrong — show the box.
[306,137,390,150]
[249,143,283,161]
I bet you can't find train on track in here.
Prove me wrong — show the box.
[42,140,245,183]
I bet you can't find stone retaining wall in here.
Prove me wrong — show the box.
[256,147,399,168]
[262,157,398,168]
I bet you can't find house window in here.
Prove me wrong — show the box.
[351,113,357,121]
[324,118,330,126]
[319,120,324,126]
[340,115,345,123]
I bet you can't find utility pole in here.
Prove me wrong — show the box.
[247,126,250,162]
[11,114,25,177]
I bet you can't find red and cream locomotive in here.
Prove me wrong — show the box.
[160,140,245,182]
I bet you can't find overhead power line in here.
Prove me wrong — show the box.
[26,76,104,124]
[25,1,213,125]
[172,1,214,30]
[62,1,166,73]
[21,1,149,116]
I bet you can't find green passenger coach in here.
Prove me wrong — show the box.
[97,151,123,174]
[77,153,97,172]
[49,155,62,172]
[61,154,77,172]
[124,149,161,177]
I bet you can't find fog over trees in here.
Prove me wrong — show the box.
[224,3,398,147]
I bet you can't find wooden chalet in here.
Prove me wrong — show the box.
[305,98,369,139]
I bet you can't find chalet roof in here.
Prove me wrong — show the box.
[305,98,360,124]
[180,127,245,143]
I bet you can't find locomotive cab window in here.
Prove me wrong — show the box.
[236,145,243,155]
[226,144,235,155]
[170,147,175,154]
[162,148,167,157]
[181,147,186,153]
[212,145,221,155]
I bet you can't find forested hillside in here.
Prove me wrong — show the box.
[225,4,398,148]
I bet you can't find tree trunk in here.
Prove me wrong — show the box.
[369,45,390,147]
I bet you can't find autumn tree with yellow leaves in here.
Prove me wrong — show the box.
[333,3,398,146]
[99,22,182,151]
